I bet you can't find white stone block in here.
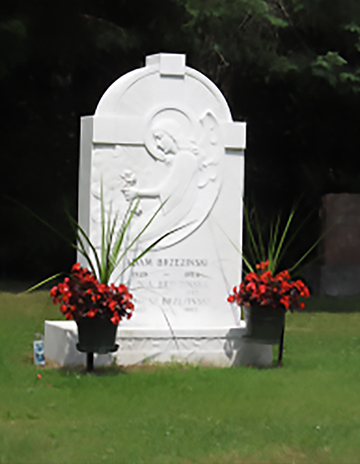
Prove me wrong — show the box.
[146,53,186,76]
[44,321,273,368]
[73,53,271,366]
[44,321,114,367]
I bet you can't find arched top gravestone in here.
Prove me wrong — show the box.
[79,53,246,330]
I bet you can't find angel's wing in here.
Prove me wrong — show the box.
[197,111,222,189]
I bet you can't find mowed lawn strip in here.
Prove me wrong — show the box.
[1,292,360,464]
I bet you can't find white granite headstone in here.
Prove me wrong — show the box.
[79,53,244,328]
[69,53,272,366]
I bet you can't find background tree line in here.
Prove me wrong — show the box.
[1,0,360,282]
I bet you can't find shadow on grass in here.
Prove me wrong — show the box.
[56,364,128,377]
[300,295,360,313]
[48,360,202,376]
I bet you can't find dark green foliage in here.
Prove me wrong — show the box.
[2,0,360,279]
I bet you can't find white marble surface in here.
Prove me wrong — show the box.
[72,53,272,366]
[78,53,245,332]
[44,321,114,367]
[44,320,273,368]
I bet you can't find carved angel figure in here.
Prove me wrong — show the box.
[121,109,222,229]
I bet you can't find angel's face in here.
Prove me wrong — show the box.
[154,130,176,155]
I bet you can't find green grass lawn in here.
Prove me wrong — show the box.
[1,292,360,464]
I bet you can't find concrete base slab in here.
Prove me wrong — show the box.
[44,321,273,368]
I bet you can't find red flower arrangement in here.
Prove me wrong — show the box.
[50,263,134,325]
[227,260,310,311]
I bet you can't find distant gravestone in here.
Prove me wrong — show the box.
[74,53,271,366]
[321,193,360,296]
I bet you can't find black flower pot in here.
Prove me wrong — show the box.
[244,306,285,345]
[76,317,119,354]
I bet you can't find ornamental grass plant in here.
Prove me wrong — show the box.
[27,190,172,290]
[227,202,322,313]
[1,290,360,464]
[241,201,321,276]
[25,189,178,326]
